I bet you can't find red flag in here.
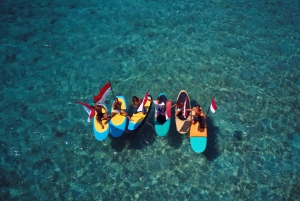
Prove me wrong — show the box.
[165,100,172,120]
[210,98,217,113]
[76,101,95,122]
[183,97,188,118]
[137,90,149,112]
[93,82,112,105]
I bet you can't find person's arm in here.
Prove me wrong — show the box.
[132,102,136,108]
[186,107,196,112]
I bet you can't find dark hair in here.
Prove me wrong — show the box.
[132,96,138,102]
[196,105,200,107]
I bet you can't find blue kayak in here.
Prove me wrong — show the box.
[109,94,128,137]
[93,103,110,141]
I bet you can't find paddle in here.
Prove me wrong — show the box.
[109,80,116,99]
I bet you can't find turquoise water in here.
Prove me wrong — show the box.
[1,0,300,200]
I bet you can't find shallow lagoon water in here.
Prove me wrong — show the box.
[1,0,300,200]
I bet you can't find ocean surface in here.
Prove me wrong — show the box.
[1,0,300,200]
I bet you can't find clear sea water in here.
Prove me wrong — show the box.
[1,0,300,200]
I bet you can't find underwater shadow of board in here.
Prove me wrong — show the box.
[167,107,183,149]
[125,105,156,150]
[203,116,220,161]
[127,120,156,150]
[109,134,127,152]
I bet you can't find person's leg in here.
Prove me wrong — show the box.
[192,116,197,125]
[107,112,116,123]
[197,116,205,130]
[96,116,101,124]
[122,110,133,121]
[96,116,104,129]
[200,116,206,128]
[133,108,137,114]
[103,114,109,125]
[100,120,104,129]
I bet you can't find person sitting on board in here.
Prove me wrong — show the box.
[93,104,109,129]
[110,97,133,121]
[188,105,206,130]
[152,97,166,119]
[132,96,146,115]
[171,100,184,116]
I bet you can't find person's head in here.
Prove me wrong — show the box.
[157,97,161,104]
[195,105,201,110]
[114,97,119,102]
[177,100,181,105]
[94,104,101,109]
[132,96,138,102]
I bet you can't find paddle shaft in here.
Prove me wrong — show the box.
[109,80,116,99]
[206,105,210,116]
[206,97,215,116]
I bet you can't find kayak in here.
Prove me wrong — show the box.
[109,94,128,137]
[175,90,191,134]
[127,95,153,133]
[154,92,171,137]
[93,103,110,141]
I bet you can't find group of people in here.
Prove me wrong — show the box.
[93,96,206,130]
[171,100,207,129]
[93,97,133,129]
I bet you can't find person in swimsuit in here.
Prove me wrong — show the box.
[132,96,146,115]
[93,104,109,129]
[171,100,184,116]
[110,97,133,121]
[188,105,206,130]
[152,97,166,119]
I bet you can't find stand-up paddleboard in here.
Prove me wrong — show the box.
[190,111,207,153]
[109,94,128,137]
[154,92,171,137]
[93,103,110,141]
[175,90,191,134]
[127,95,153,133]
